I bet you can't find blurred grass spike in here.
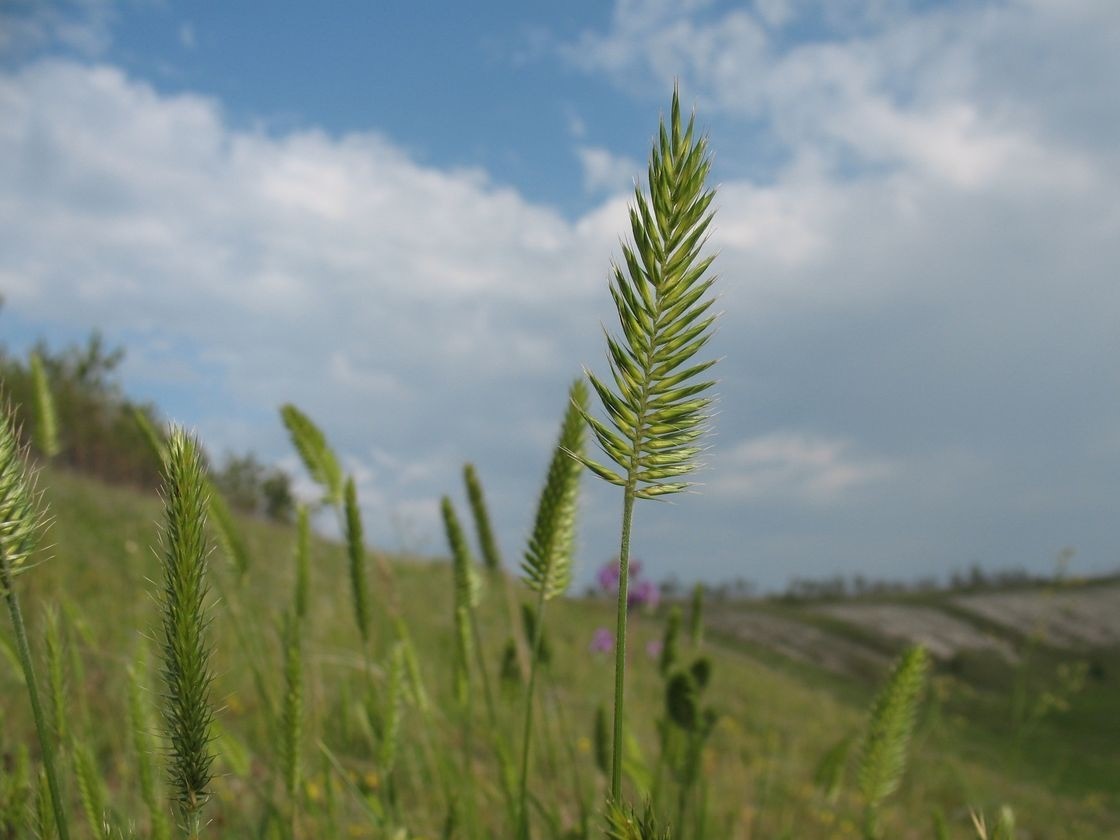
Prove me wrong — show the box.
[522,379,587,600]
[205,486,250,577]
[442,496,480,610]
[0,401,70,839]
[131,406,168,463]
[30,352,60,459]
[464,463,503,572]
[517,379,588,837]
[344,476,371,644]
[280,404,344,506]
[605,798,671,840]
[857,645,930,839]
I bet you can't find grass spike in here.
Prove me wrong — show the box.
[344,476,372,644]
[517,380,588,838]
[30,352,60,459]
[131,406,169,464]
[442,496,481,610]
[521,379,587,601]
[72,739,110,840]
[279,404,344,506]
[857,645,930,839]
[156,428,216,836]
[578,85,721,802]
[464,463,503,572]
[605,799,671,840]
[204,484,250,577]
[0,402,70,839]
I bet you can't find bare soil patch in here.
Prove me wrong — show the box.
[813,603,1018,662]
[952,584,1120,648]
[706,606,890,676]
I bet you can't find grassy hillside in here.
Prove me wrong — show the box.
[1,466,1117,838]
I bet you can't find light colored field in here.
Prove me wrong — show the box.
[952,584,1120,648]
[814,603,1018,661]
[706,605,890,675]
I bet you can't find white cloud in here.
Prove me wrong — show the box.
[576,145,640,195]
[713,432,894,504]
[0,0,115,58]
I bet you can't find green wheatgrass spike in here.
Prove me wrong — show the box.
[464,463,503,572]
[0,402,71,839]
[604,798,671,840]
[521,379,587,601]
[72,739,109,840]
[516,380,587,839]
[30,352,60,459]
[205,481,250,576]
[442,496,481,610]
[857,645,930,840]
[578,85,721,802]
[279,404,344,506]
[344,477,371,644]
[131,405,169,463]
[156,429,217,836]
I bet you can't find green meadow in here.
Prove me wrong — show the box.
[2,464,1117,838]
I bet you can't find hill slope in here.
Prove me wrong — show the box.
[1,467,1117,838]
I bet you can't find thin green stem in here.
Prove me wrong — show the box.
[2,551,71,840]
[469,610,518,828]
[610,485,637,800]
[517,584,549,838]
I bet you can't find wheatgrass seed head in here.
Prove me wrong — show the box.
[0,405,45,587]
[157,428,217,823]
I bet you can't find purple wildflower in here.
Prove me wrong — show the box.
[596,560,620,592]
[645,639,663,660]
[589,627,614,654]
[628,578,660,611]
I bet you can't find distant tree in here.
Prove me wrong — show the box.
[214,452,265,514]
[262,468,295,523]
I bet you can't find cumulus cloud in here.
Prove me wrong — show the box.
[2,0,1119,589]
[713,433,894,504]
[0,59,628,556]
[576,145,641,195]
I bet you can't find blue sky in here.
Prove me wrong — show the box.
[2,0,1119,590]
